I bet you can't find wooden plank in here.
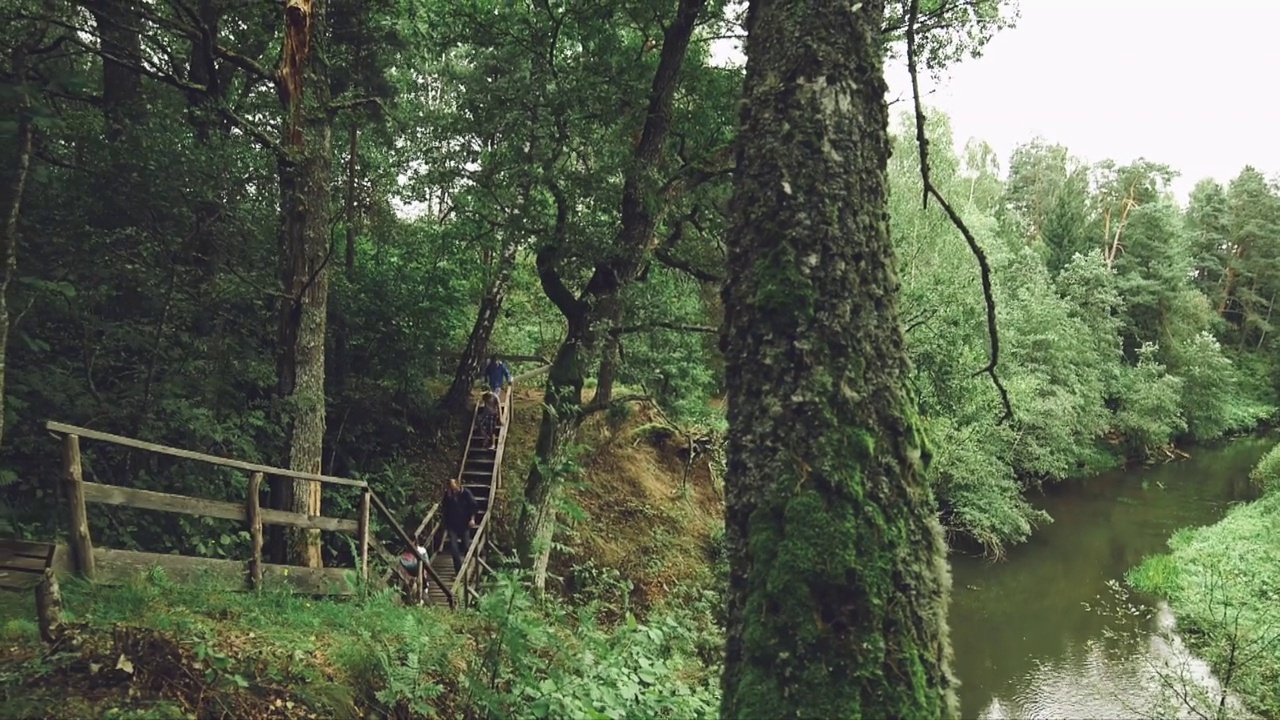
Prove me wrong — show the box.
[257,508,356,534]
[358,490,370,583]
[50,545,355,595]
[79,482,358,534]
[63,434,95,579]
[45,421,367,489]
[247,472,263,590]
[0,538,55,558]
[0,554,49,572]
[0,571,42,590]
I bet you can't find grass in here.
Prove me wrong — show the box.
[0,571,471,718]
[1128,492,1280,718]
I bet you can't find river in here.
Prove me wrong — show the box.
[950,436,1274,719]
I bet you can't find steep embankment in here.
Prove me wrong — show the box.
[489,386,724,609]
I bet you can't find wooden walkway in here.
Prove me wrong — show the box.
[0,539,55,591]
[413,385,511,607]
[0,387,514,609]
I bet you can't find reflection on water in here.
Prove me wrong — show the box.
[975,603,1253,720]
[951,436,1273,719]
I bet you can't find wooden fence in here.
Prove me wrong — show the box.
[44,421,453,606]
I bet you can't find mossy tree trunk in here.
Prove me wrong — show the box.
[513,280,588,589]
[719,0,957,717]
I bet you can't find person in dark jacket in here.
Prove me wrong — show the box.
[484,356,512,394]
[442,478,478,572]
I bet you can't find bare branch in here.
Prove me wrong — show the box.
[611,322,717,336]
[906,0,1012,424]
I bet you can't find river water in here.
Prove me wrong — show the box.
[950,436,1274,719]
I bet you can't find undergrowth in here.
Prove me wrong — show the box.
[0,566,722,719]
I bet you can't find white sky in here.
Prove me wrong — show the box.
[719,1,1280,204]
[886,0,1280,203]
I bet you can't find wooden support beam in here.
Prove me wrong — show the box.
[358,489,370,583]
[62,434,95,579]
[247,472,264,590]
[50,545,355,595]
[369,492,453,608]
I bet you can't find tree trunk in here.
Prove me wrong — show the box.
[442,238,519,414]
[514,0,706,591]
[513,321,588,589]
[332,123,359,396]
[88,0,143,143]
[593,295,622,407]
[514,235,589,590]
[270,0,332,568]
[0,64,35,449]
[719,0,957,717]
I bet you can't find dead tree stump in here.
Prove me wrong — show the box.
[35,568,63,644]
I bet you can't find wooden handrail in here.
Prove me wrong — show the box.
[369,491,453,608]
[46,421,368,489]
[49,424,447,603]
[451,517,487,599]
[450,383,511,604]
[412,502,440,541]
[79,482,359,533]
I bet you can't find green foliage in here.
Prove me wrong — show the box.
[887,111,1280,553]
[463,573,720,720]
[1248,442,1280,493]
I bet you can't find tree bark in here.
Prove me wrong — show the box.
[270,0,332,568]
[442,238,519,414]
[719,0,957,717]
[0,58,35,450]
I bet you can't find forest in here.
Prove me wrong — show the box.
[2,0,1280,716]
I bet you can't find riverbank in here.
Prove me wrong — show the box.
[1129,476,1280,717]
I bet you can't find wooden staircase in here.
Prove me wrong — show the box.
[412,385,510,608]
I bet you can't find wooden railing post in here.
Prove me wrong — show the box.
[358,489,371,583]
[247,472,264,590]
[62,434,94,579]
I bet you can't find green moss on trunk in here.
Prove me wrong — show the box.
[719,0,957,717]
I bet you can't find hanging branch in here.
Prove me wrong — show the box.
[905,0,1012,424]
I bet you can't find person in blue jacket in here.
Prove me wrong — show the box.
[484,356,512,393]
